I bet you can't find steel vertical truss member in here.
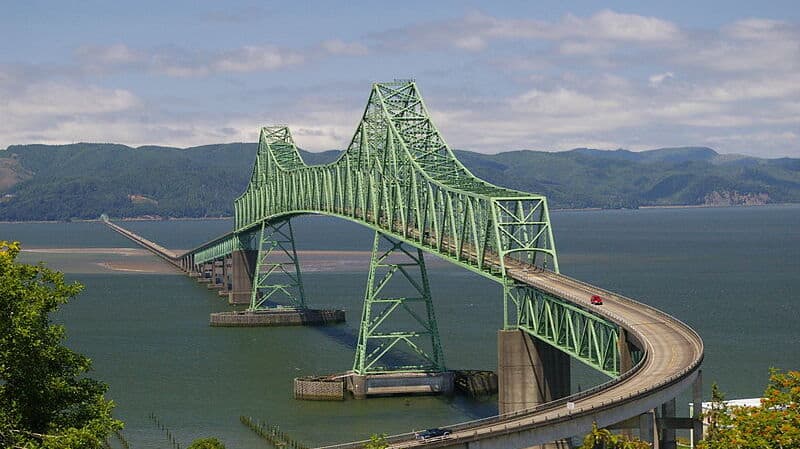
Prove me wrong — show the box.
[249,219,306,310]
[353,231,445,375]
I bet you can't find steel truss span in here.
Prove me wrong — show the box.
[126,81,702,448]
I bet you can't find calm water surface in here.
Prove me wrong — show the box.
[2,205,798,448]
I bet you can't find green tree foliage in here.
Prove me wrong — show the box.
[0,241,122,448]
[700,369,800,449]
[187,437,226,449]
[364,434,388,449]
[579,423,650,449]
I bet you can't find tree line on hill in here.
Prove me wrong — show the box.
[0,142,798,221]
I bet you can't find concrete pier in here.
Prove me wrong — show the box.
[294,376,346,401]
[346,371,455,399]
[228,249,257,305]
[209,308,345,327]
[498,330,570,415]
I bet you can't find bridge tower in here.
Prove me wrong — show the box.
[347,232,452,398]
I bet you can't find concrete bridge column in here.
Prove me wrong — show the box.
[660,398,677,449]
[205,260,224,290]
[228,249,258,305]
[198,262,213,283]
[618,328,634,373]
[692,370,704,446]
[639,409,656,445]
[498,329,570,415]
[214,260,224,284]
[223,255,232,291]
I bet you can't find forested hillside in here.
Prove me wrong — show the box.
[0,143,798,220]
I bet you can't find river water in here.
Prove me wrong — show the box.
[2,205,799,448]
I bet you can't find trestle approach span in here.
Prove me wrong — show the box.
[105,81,703,448]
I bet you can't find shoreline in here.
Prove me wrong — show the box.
[0,202,795,224]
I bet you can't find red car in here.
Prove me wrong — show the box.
[590,295,603,305]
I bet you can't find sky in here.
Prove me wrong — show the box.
[1,0,799,157]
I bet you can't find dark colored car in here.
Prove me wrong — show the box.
[415,428,452,440]
[590,295,603,305]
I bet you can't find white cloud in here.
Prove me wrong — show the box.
[76,43,305,77]
[703,131,799,158]
[0,76,143,149]
[375,9,682,52]
[213,46,304,72]
[82,43,142,65]
[649,72,674,86]
[321,40,369,56]
[564,10,681,43]
[5,82,139,117]
[722,18,791,41]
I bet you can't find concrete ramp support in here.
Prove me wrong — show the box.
[498,329,570,415]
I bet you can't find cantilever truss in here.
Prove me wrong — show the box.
[353,232,444,374]
[182,81,630,377]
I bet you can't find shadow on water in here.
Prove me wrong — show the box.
[307,323,433,372]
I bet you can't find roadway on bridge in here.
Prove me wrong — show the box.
[382,266,703,448]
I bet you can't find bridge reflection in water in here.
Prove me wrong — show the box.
[105,81,703,449]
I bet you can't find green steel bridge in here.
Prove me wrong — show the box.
[106,81,704,448]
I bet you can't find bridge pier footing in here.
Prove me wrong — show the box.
[639,410,655,444]
[346,372,454,399]
[498,329,570,415]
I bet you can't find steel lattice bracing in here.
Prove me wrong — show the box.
[250,219,306,310]
[187,80,625,377]
[510,284,622,377]
[353,232,445,374]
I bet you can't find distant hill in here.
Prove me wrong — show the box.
[0,143,798,220]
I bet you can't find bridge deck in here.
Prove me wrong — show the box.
[383,268,702,447]
[104,219,181,263]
